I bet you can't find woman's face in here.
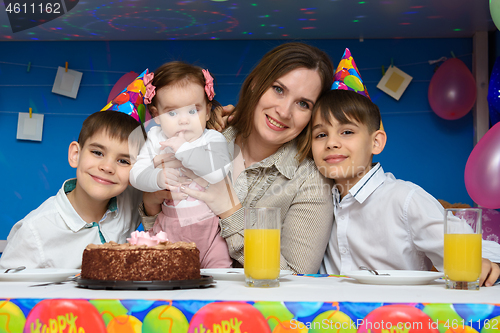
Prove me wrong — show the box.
[252,67,322,147]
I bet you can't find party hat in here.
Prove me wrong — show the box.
[101,69,150,124]
[332,48,384,131]
[332,48,370,99]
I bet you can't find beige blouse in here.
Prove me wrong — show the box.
[220,127,335,274]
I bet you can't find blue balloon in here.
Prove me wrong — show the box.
[121,299,155,313]
[454,304,494,322]
[285,302,323,317]
[487,56,500,126]
[348,68,362,80]
[342,302,383,319]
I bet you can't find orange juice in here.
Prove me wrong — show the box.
[444,233,482,282]
[244,229,280,280]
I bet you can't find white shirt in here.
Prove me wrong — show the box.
[130,127,231,190]
[0,179,142,269]
[321,163,500,274]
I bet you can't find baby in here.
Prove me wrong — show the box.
[130,61,232,268]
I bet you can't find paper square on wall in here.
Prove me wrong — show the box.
[376,66,413,100]
[17,112,44,141]
[52,66,83,99]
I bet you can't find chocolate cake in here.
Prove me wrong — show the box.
[81,241,201,281]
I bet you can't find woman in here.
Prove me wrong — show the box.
[143,42,335,274]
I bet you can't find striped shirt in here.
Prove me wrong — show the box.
[220,127,335,274]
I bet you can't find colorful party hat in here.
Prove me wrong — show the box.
[332,48,384,131]
[331,48,370,99]
[101,69,150,124]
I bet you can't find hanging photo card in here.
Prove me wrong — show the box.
[377,66,413,100]
[52,66,83,99]
[17,112,44,141]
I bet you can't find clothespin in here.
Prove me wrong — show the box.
[450,51,456,58]
[428,56,447,65]
[29,107,32,118]
[27,62,31,73]
[65,62,68,72]
[381,65,385,76]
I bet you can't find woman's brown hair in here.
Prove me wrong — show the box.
[228,42,334,148]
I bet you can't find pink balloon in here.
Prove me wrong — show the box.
[108,71,139,103]
[428,58,476,120]
[107,71,152,123]
[465,122,500,209]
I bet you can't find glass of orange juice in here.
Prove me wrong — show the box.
[244,207,280,287]
[444,208,482,290]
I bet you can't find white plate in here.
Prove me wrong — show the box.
[0,269,80,282]
[344,270,444,285]
[201,268,292,281]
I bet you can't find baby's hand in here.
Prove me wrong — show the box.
[157,167,186,190]
[160,132,187,153]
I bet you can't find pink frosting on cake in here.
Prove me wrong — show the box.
[127,231,169,247]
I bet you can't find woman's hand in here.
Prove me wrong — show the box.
[179,172,241,219]
[208,104,235,132]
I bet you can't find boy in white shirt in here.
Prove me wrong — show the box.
[299,89,500,287]
[0,111,147,269]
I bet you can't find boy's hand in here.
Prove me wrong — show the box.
[480,258,500,287]
[160,132,187,153]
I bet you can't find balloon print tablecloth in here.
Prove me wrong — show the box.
[1,298,499,333]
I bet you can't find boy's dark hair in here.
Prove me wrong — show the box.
[148,61,221,130]
[298,89,381,162]
[78,111,147,148]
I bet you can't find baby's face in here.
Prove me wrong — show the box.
[153,81,210,142]
[310,111,375,185]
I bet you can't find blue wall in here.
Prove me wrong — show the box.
[0,38,476,239]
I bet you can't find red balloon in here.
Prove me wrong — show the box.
[428,58,476,120]
[112,92,130,105]
[24,299,106,333]
[188,302,271,333]
[465,122,500,209]
[357,305,438,333]
[108,71,139,103]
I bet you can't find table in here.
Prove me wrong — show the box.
[1,274,499,332]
